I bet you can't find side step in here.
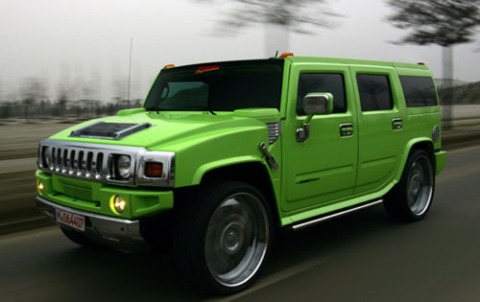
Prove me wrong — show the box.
[290,199,384,231]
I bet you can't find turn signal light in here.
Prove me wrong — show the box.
[145,162,164,178]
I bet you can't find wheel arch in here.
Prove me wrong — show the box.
[396,138,434,182]
[199,162,281,227]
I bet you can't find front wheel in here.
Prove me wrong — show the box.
[384,149,435,221]
[174,181,272,294]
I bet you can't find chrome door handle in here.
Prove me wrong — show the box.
[392,118,403,130]
[339,123,354,137]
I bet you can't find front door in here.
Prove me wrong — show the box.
[282,63,358,213]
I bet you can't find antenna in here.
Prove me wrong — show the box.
[127,38,133,102]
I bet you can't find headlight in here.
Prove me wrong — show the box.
[116,155,131,179]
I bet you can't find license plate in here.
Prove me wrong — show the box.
[55,209,86,232]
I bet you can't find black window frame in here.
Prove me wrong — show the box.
[400,76,438,107]
[357,74,394,112]
[296,73,347,116]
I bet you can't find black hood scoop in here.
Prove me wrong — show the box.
[70,122,151,140]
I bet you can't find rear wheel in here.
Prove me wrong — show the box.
[384,149,435,221]
[174,181,272,294]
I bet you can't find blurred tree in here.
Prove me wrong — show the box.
[196,0,340,54]
[20,77,48,120]
[387,0,480,48]
[386,0,480,126]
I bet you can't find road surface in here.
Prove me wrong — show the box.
[0,145,479,301]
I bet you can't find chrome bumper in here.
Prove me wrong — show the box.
[36,196,149,253]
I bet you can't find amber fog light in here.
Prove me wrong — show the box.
[110,195,127,214]
[144,162,164,178]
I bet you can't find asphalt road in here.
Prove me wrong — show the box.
[1,145,479,302]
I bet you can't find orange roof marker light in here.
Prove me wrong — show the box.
[280,52,294,58]
[163,64,175,69]
[195,65,221,74]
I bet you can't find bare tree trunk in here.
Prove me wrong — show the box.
[442,46,454,129]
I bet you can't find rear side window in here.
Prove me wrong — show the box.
[400,76,438,107]
[297,73,346,115]
[357,74,393,111]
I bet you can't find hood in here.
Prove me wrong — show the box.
[48,108,279,150]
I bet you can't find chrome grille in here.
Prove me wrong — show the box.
[47,146,107,180]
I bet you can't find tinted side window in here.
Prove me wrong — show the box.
[400,76,438,107]
[297,73,346,115]
[357,74,393,111]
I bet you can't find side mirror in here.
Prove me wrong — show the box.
[297,93,334,143]
[303,93,334,116]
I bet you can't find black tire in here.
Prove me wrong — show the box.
[60,226,98,247]
[173,181,272,295]
[384,149,435,221]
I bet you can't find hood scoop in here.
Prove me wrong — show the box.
[70,122,151,140]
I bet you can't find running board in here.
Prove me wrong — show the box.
[290,199,384,231]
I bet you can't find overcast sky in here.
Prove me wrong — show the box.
[1,0,479,102]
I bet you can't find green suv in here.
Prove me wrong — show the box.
[36,54,447,294]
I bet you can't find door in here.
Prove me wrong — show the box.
[350,66,406,194]
[282,64,358,213]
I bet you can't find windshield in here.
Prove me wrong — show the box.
[144,60,284,112]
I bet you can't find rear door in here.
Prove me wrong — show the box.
[350,66,406,194]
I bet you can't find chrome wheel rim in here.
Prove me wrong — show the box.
[205,192,269,288]
[407,156,433,216]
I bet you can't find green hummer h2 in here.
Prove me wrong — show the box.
[36,54,447,294]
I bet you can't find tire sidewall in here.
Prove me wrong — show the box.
[174,181,273,294]
[384,149,435,221]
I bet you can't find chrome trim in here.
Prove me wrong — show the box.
[136,151,175,187]
[38,140,175,187]
[36,196,149,252]
[267,122,281,144]
[291,199,383,231]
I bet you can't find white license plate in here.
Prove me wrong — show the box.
[55,209,86,232]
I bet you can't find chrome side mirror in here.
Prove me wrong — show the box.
[303,93,334,116]
[296,93,334,143]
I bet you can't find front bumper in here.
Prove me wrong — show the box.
[37,196,149,253]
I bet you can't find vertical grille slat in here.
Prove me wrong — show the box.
[77,151,84,177]
[96,153,104,180]
[86,152,94,178]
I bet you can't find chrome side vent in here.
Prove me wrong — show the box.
[267,122,281,144]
